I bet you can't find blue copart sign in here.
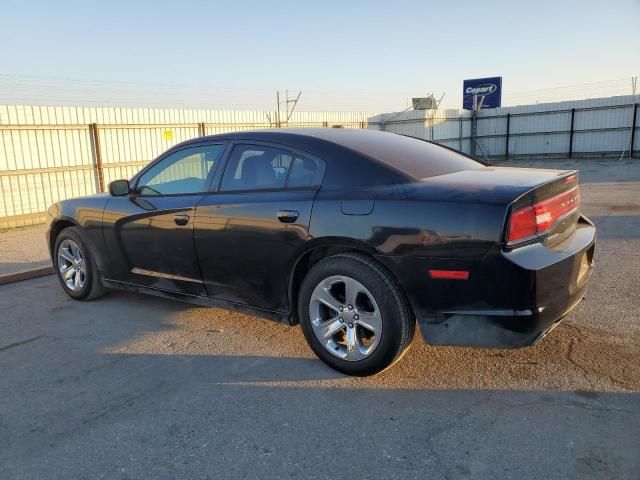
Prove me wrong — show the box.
[463,77,502,110]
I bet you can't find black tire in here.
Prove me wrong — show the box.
[298,253,415,376]
[53,226,108,301]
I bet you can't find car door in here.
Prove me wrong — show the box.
[194,142,325,313]
[103,142,227,295]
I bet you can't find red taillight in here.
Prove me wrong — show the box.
[508,205,537,242]
[507,186,580,244]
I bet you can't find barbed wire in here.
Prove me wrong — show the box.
[0,74,636,112]
[501,78,635,104]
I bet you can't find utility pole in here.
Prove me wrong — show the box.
[284,90,302,122]
[276,91,281,128]
[428,93,445,141]
[269,90,302,128]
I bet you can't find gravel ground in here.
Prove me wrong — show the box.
[0,159,639,479]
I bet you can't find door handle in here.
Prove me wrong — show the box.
[174,214,190,226]
[277,210,299,223]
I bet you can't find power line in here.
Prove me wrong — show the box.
[504,77,630,96]
[1,73,637,112]
[501,78,636,105]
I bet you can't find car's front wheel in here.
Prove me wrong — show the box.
[298,253,415,376]
[53,227,107,300]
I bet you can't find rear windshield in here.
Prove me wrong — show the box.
[319,130,485,179]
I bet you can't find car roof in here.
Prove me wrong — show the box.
[195,128,483,181]
[188,128,408,188]
[198,127,391,150]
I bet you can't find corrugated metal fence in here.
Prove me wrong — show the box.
[1,97,638,229]
[0,107,375,229]
[372,95,639,160]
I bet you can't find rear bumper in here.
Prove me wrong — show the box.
[381,215,596,348]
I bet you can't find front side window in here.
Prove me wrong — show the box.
[136,144,225,195]
[220,145,293,191]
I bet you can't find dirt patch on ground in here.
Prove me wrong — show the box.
[559,324,640,391]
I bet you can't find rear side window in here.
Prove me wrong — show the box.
[220,145,293,191]
[354,134,483,179]
[286,154,320,188]
[313,129,484,179]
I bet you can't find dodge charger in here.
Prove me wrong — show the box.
[47,129,595,376]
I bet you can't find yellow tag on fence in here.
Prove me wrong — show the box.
[163,129,174,141]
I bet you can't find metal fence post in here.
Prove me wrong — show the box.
[89,123,105,193]
[630,103,638,158]
[568,108,576,159]
[470,111,478,157]
[458,115,462,152]
[505,113,511,160]
[198,122,206,137]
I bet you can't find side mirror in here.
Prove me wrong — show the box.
[108,179,130,196]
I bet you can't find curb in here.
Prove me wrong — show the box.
[0,266,55,286]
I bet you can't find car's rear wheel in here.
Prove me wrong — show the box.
[53,227,107,300]
[298,253,415,376]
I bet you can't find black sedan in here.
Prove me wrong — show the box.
[47,129,595,376]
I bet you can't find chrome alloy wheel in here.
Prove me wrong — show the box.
[57,239,86,291]
[309,275,382,361]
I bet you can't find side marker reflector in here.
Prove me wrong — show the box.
[429,270,469,280]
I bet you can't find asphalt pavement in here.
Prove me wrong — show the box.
[1,159,639,479]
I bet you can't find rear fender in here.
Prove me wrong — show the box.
[287,237,382,325]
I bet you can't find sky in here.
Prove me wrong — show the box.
[0,0,638,111]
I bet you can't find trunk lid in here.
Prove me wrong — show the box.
[415,166,577,205]
[415,166,581,247]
